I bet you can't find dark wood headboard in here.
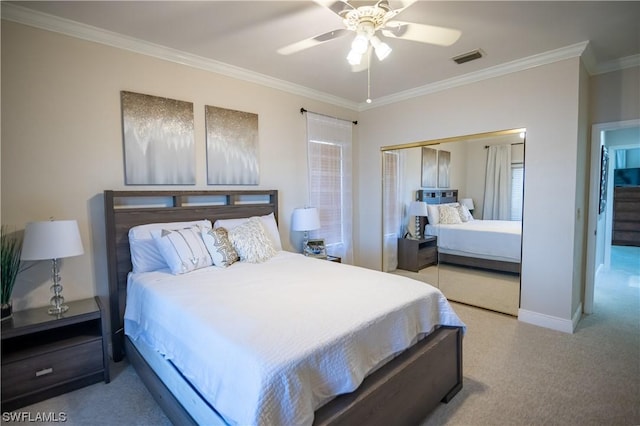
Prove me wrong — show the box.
[416,189,458,204]
[104,190,278,361]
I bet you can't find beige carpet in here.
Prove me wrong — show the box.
[5,247,638,425]
[422,245,640,425]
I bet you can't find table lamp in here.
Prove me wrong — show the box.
[21,220,84,315]
[461,198,475,214]
[291,207,321,254]
[408,201,428,239]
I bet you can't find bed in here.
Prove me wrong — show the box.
[104,189,465,425]
[418,190,522,274]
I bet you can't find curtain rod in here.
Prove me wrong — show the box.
[485,142,524,148]
[300,108,357,125]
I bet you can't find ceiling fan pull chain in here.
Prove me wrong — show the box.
[366,50,372,104]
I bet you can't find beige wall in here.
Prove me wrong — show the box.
[571,61,591,318]
[357,58,584,331]
[1,21,356,312]
[3,19,637,334]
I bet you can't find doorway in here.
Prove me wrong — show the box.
[585,120,640,314]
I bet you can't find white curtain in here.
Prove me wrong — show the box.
[305,112,353,263]
[483,145,512,220]
[382,151,404,272]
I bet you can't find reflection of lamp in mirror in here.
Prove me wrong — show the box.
[291,207,321,254]
[461,198,475,215]
[21,220,84,315]
[408,201,428,239]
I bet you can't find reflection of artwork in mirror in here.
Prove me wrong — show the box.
[421,147,438,187]
[438,150,451,188]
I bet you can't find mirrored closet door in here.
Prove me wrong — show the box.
[382,129,526,315]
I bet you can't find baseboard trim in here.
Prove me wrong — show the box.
[572,302,584,331]
[518,304,582,334]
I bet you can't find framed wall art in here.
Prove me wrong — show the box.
[437,150,451,188]
[421,147,438,187]
[121,91,195,185]
[205,105,259,185]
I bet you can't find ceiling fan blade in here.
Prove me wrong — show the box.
[313,0,354,17]
[277,28,350,55]
[382,21,461,46]
[385,0,418,14]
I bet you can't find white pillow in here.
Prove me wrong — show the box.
[457,204,474,222]
[129,220,212,273]
[228,217,276,263]
[439,205,463,224]
[152,225,213,274]
[426,204,440,225]
[214,213,282,250]
[202,227,238,267]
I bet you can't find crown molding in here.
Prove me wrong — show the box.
[1,2,360,111]
[592,54,640,75]
[359,41,590,110]
[4,3,635,113]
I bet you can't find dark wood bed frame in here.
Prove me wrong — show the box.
[104,189,463,425]
[417,189,521,275]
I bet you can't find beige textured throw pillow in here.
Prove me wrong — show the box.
[439,205,463,224]
[228,217,276,263]
[202,227,238,267]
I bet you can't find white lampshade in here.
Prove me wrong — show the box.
[21,220,84,261]
[408,201,428,217]
[371,36,392,61]
[461,198,475,211]
[291,207,321,232]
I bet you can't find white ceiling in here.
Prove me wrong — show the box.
[4,1,640,108]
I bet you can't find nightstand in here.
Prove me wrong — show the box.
[397,237,438,272]
[1,297,110,411]
[326,255,342,263]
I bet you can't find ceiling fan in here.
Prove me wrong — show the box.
[277,0,461,68]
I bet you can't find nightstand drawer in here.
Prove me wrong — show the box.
[2,339,103,400]
[417,248,437,266]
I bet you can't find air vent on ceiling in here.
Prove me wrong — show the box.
[452,49,483,65]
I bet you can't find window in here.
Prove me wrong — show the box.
[306,112,353,263]
[511,164,524,221]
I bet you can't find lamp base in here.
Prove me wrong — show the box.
[414,216,422,239]
[48,304,69,315]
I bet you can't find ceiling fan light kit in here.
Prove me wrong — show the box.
[279,0,462,102]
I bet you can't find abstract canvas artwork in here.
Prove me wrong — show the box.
[438,150,451,188]
[121,91,195,185]
[205,105,259,185]
[421,147,438,187]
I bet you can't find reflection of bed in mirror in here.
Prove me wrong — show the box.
[418,190,522,274]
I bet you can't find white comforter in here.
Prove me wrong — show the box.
[124,251,465,426]
[426,220,522,262]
